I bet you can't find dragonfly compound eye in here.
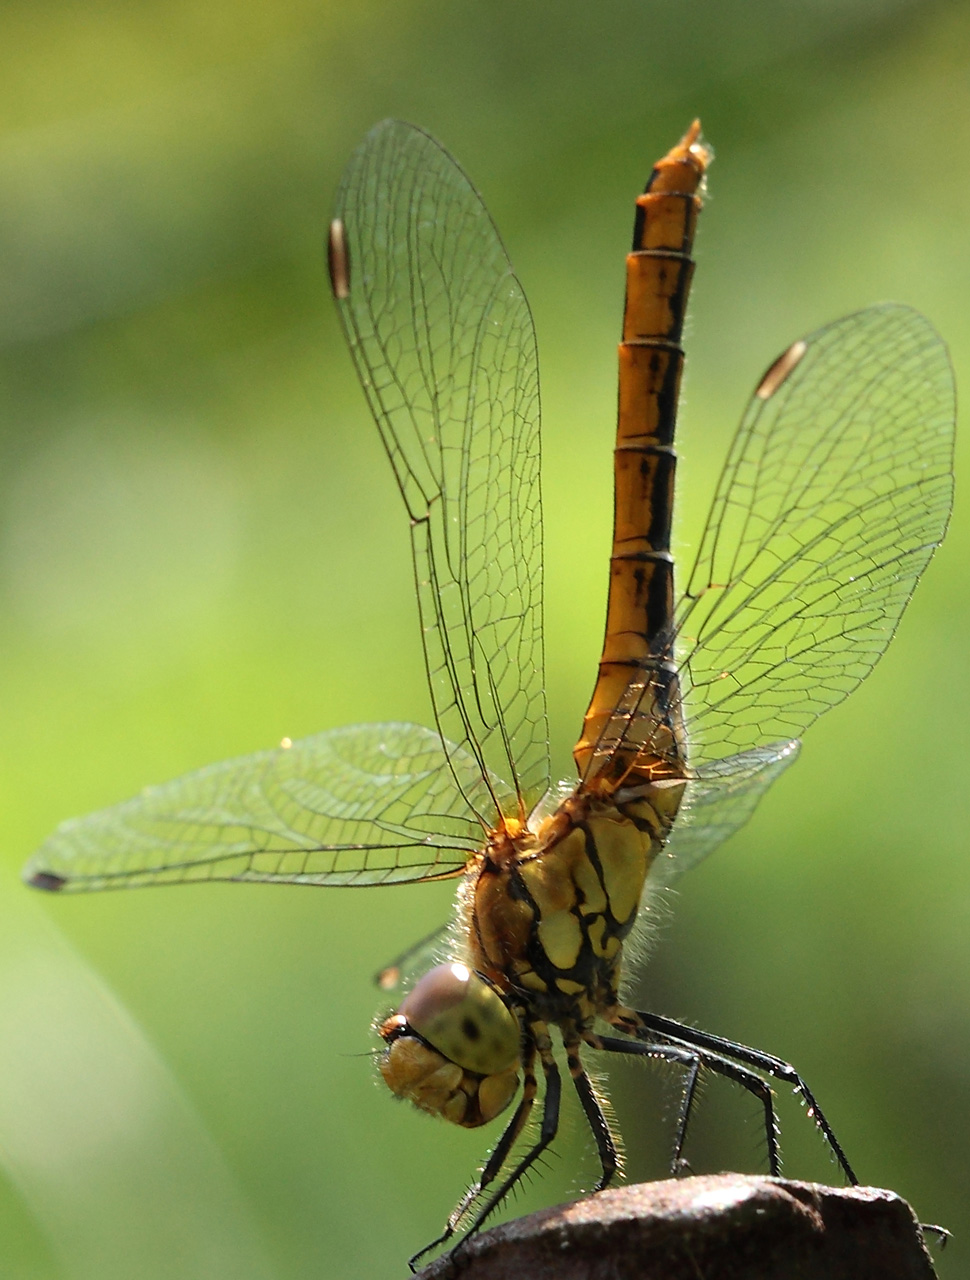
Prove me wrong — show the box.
[377,962,521,1128]
[395,962,521,1075]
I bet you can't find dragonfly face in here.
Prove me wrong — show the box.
[378,962,521,1127]
[24,119,955,1266]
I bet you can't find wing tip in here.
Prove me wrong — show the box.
[26,868,67,892]
[328,218,350,299]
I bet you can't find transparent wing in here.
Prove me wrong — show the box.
[651,741,800,887]
[675,304,954,765]
[333,120,547,824]
[373,920,454,992]
[24,724,493,893]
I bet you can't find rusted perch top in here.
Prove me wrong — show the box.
[416,1175,940,1280]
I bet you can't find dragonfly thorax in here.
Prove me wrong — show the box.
[468,783,685,1026]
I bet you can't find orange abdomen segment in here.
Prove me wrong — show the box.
[574,122,711,788]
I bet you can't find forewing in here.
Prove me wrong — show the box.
[332,120,547,824]
[677,304,954,764]
[24,724,488,893]
[651,741,800,886]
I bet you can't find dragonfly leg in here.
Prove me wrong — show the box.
[408,1039,564,1271]
[408,1045,538,1271]
[456,1046,561,1244]
[624,1009,857,1185]
[921,1224,951,1248]
[567,1042,619,1191]
[671,1055,701,1175]
[412,1042,563,1270]
[597,1032,781,1177]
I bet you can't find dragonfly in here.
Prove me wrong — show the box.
[25,120,954,1268]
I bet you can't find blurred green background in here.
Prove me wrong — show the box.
[1,1,968,1276]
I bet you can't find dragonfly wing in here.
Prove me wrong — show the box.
[24,723,494,893]
[373,920,454,992]
[333,121,547,825]
[652,740,800,885]
[676,303,954,765]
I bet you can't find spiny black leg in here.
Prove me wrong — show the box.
[408,1052,538,1273]
[630,1010,856,1184]
[671,1057,701,1175]
[449,1051,562,1254]
[598,1034,781,1177]
[568,1050,618,1191]
[467,1045,540,1203]
[921,1224,951,1248]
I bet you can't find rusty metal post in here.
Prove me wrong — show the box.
[416,1175,941,1280]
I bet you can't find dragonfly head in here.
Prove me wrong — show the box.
[376,962,521,1128]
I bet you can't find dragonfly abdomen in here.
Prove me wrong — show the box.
[575,123,711,789]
